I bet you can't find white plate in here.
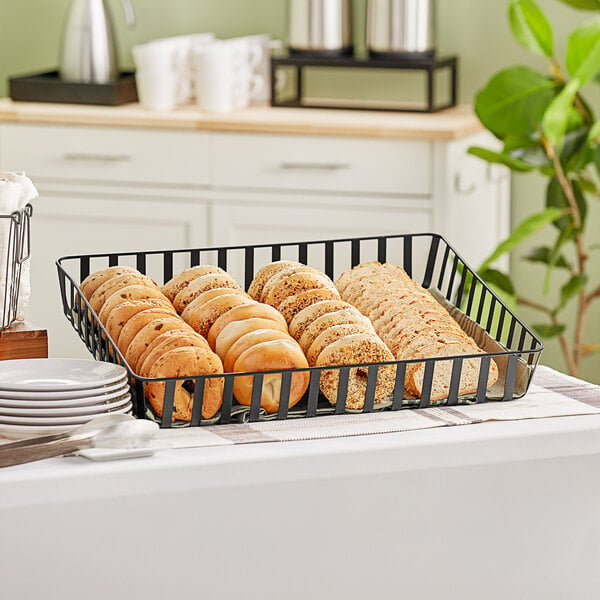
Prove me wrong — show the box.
[0,394,131,417]
[0,385,131,409]
[0,359,127,392]
[0,376,129,400]
[0,402,132,426]
[0,423,78,440]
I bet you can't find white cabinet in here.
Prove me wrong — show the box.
[0,117,509,359]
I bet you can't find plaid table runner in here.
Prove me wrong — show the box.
[156,365,600,449]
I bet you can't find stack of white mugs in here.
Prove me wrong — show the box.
[132,34,281,113]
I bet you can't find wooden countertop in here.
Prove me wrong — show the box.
[0,98,483,140]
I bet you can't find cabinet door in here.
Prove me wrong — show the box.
[211,200,432,285]
[30,193,208,358]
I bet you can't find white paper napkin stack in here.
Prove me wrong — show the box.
[0,171,38,324]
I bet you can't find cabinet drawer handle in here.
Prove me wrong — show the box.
[279,162,351,171]
[63,153,132,163]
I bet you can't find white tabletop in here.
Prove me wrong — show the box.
[2,413,600,600]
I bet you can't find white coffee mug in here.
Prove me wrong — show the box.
[237,34,283,104]
[132,41,180,110]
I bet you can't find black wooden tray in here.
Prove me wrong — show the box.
[9,71,138,106]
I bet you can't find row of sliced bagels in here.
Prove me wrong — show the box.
[80,266,223,421]
[249,261,397,409]
[334,261,499,401]
[162,266,310,413]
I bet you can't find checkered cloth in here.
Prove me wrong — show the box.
[156,365,600,449]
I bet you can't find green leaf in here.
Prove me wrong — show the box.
[467,146,535,171]
[479,207,565,271]
[562,126,594,172]
[509,0,554,57]
[546,178,588,231]
[532,323,566,338]
[542,79,582,146]
[589,120,600,143]
[504,135,550,168]
[522,246,571,268]
[559,0,600,9]
[566,18,600,85]
[559,274,589,308]
[594,144,600,177]
[479,268,516,295]
[475,66,560,139]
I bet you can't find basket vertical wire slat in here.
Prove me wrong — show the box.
[447,357,464,406]
[220,375,235,424]
[391,363,407,410]
[190,378,206,426]
[277,371,293,420]
[306,371,321,417]
[249,373,264,422]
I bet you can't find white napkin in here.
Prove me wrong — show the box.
[0,171,38,323]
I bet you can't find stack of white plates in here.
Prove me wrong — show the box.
[0,358,131,438]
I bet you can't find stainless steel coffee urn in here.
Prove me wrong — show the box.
[366,0,436,58]
[287,0,353,56]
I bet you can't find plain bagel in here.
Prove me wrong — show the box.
[232,338,310,413]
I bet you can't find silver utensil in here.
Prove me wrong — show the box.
[0,414,158,468]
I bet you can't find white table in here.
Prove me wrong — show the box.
[2,414,600,600]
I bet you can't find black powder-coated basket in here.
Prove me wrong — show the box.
[56,233,543,428]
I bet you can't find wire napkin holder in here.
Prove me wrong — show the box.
[0,204,32,330]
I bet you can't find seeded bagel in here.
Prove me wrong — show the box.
[161,265,226,302]
[298,307,370,353]
[172,273,242,314]
[247,261,305,300]
[260,265,323,303]
[288,299,352,341]
[306,322,374,366]
[277,288,341,324]
[263,272,338,309]
[184,294,254,338]
[316,333,396,410]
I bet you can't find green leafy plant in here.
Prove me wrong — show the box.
[470,0,600,376]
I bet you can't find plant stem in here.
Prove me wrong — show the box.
[516,295,577,375]
[543,139,589,375]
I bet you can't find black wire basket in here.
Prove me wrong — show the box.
[0,204,32,330]
[56,233,543,428]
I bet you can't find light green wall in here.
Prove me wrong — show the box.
[1,0,599,379]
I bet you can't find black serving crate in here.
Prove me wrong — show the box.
[56,233,543,428]
[9,71,138,106]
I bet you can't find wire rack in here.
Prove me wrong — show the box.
[0,204,32,330]
[56,233,543,428]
